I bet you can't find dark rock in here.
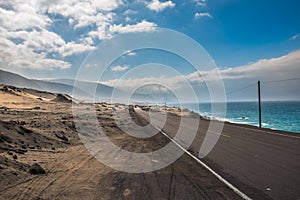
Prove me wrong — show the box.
[32,197,45,200]
[16,149,27,154]
[12,171,18,175]
[18,126,33,135]
[13,154,18,159]
[29,163,46,175]
[0,106,9,111]
[0,133,13,143]
[55,132,68,141]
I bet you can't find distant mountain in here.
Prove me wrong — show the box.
[0,70,88,97]
[0,70,176,103]
[49,79,176,103]
[47,79,119,100]
[0,70,42,90]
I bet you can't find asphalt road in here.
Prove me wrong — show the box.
[136,109,300,200]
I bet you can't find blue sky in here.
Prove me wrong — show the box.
[0,0,300,101]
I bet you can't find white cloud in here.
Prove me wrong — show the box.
[90,0,124,11]
[111,65,129,72]
[109,20,157,34]
[289,34,299,41]
[45,0,123,16]
[42,0,121,30]
[124,50,137,56]
[123,9,138,15]
[125,16,131,22]
[218,50,300,80]
[0,0,159,70]
[79,36,95,45]
[101,50,300,90]
[68,18,75,25]
[88,23,113,40]
[0,27,94,69]
[0,1,96,70]
[101,75,184,90]
[0,27,72,70]
[35,59,71,69]
[179,50,300,83]
[74,12,115,29]
[6,57,71,70]
[195,12,212,19]
[58,42,96,57]
[0,5,52,31]
[89,19,157,41]
[99,50,300,101]
[194,0,207,7]
[147,0,175,12]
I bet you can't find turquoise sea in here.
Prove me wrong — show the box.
[170,101,300,133]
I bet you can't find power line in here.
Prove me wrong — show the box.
[204,77,300,98]
[262,77,300,84]
[196,77,300,102]
[225,83,257,96]
[223,77,300,97]
[199,82,257,102]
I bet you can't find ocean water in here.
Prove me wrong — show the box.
[170,101,300,133]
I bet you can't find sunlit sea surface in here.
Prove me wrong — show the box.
[169,101,300,133]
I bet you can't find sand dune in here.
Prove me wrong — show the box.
[51,94,74,103]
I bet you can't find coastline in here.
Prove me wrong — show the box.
[136,106,300,199]
[1,84,300,199]
[140,103,300,136]
[166,101,300,134]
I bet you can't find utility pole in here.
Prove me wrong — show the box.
[258,80,262,128]
[164,95,167,110]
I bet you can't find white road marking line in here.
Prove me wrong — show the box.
[151,124,252,200]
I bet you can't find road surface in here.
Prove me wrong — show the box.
[136,109,300,200]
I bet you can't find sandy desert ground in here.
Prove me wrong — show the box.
[2,84,299,200]
[0,85,243,200]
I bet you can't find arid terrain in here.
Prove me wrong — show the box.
[1,84,299,200]
[0,85,243,200]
